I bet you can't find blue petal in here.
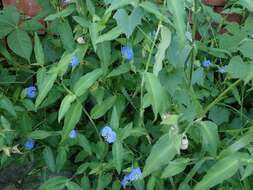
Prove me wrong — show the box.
[121,175,130,188]
[71,55,79,67]
[26,86,37,98]
[101,126,112,137]
[121,46,134,61]
[106,130,117,143]
[69,129,77,139]
[24,139,35,150]
[128,167,142,181]
[202,60,211,68]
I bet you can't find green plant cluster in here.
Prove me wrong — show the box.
[0,0,253,189]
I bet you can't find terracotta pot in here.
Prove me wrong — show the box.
[2,0,40,17]
[202,0,226,6]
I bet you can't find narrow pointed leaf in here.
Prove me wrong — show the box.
[73,69,103,97]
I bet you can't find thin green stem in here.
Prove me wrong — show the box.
[57,81,101,140]
[199,79,241,119]
[189,0,198,85]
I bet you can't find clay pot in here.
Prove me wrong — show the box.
[202,0,226,6]
[2,0,40,17]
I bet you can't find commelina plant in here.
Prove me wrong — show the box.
[0,0,253,189]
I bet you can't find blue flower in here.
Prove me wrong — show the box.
[121,167,142,188]
[128,167,142,181]
[121,175,130,189]
[69,129,77,139]
[71,55,79,67]
[26,86,37,98]
[218,65,227,74]
[121,46,134,61]
[24,139,35,150]
[202,60,211,68]
[101,126,117,143]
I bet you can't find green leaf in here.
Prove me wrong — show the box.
[0,6,20,38]
[73,16,90,28]
[40,176,67,190]
[43,146,56,172]
[44,5,76,21]
[35,68,58,107]
[89,22,99,51]
[27,130,52,139]
[166,0,186,46]
[112,140,124,173]
[161,158,189,178]
[199,121,219,157]
[194,155,241,190]
[90,96,117,119]
[140,2,173,25]
[221,130,253,156]
[96,174,112,190]
[227,56,253,83]
[147,176,156,190]
[238,0,253,12]
[58,21,75,51]
[96,26,122,44]
[7,29,32,61]
[81,176,91,189]
[208,106,230,125]
[86,0,96,17]
[97,41,111,73]
[105,0,138,14]
[58,94,76,122]
[22,19,43,31]
[73,68,103,97]
[34,33,45,66]
[144,72,167,118]
[66,181,82,190]
[107,63,131,78]
[153,26,171,76]
[0,96,16,117]
[56,51,75,77]
[113,7,143,38]
[62,101,82,140]
[238,39,253,60]
[0,16,15,38]
[56,147,67,172]
[142,130,181,178]
[110,106,119,129]
[78,134,92,155]
[241,164,253,180]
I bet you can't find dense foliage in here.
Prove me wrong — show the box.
[1,0,253,189]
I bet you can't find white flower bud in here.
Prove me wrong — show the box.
[180,135,189,150]
[77,37,85,44]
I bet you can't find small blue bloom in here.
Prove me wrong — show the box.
[121,167,142,188]
[24,139,35,150]
[202,60,211,68]
[71,55,79,67]
[101,126,117,143]
[69,129,77,139]
[218,65,227,74]
[26,86,37,98]
[121,175,130,188]
[128,167,142,181]
[121,46,134,61]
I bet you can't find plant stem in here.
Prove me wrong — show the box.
[199,79,241,118]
